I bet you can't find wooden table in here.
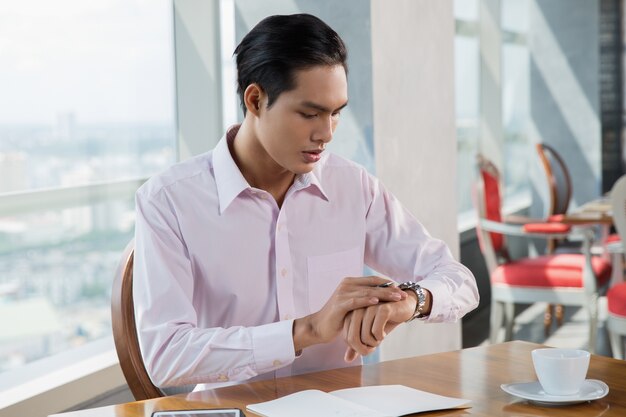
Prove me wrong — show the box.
[562,196,613,225]
[51,341,626,417]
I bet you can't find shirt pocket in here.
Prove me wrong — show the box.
[306,246,362,313]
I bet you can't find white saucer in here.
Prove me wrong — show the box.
[500,379,609,406]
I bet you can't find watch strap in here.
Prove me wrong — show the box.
[397,281,427,322]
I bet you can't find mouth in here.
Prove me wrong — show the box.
[302,148,324,163]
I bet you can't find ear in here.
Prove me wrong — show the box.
[243,83,265,117]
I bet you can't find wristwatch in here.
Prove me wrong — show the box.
[397,281,427,322]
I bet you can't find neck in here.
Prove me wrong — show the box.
[230,121,295,206]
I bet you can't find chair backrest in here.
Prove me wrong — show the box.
[474,155,509,274]
[610,175,626,244]
[476,154,505,253]
[111,240,164,400]
[536,143,573,215]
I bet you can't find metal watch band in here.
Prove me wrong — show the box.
[397,281,427,322]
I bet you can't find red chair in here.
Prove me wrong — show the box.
[474,155,612,352]
[608,175,626,359]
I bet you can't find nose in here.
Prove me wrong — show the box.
[312,115,335,144]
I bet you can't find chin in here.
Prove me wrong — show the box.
[291,164,316,175]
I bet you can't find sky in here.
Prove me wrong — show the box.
[0,0,175,125]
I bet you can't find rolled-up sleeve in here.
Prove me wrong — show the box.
[133,187,296,388]
[362,174,479,323]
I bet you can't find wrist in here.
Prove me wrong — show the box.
[400,290,418,322]
[292,314,323,353]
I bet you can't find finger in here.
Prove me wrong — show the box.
[343,276,394,287]
[342,311,352,341]
[341,286,405,304]
[344,347,359,362]
[361,286,406,303]
[360,306,380,347]
[346,308,370,356]
[342,277,407,299]
[371,304,391,342]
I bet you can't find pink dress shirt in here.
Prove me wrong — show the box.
[133,126,479,391]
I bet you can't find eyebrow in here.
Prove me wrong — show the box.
[300,100,348,113]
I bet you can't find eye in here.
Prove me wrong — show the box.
[331,111,341,119]
[299,112,317,119]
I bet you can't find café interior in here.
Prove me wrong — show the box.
[2,0,626,416]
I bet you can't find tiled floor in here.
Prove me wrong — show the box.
[463,297,615,357]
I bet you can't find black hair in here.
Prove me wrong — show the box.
[234,14,348,114]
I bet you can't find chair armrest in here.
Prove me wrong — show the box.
[503,214,544,224]
[480,219,588,240]
[522,222,572,234]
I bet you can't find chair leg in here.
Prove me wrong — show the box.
[585,294,599,354]
[610,252,624,287]
[544,304,553,336]
[609,331,624,360]
[555,304,564,327]
[490,300,504,344]
[504,302,515,341]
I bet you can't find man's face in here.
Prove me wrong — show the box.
[255,64,348,175]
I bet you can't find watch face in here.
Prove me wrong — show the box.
[398,281,416,290]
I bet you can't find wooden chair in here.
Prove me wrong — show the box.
[111,240,165,400]
[475,155,612,352]
[536,143,572,220]
[535,143,574,331]
[608,175,626,359]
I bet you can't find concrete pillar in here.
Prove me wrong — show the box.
[174,0,224,160]
[371,0,461,360]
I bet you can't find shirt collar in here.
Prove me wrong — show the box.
[213,125,250,214]
[295,166,330,202]
[213,125,330,214]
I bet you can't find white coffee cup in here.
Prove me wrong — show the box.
[531,348,590,396]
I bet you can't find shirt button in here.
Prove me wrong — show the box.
[217,374,229,382]
[273,360,282,367]
[283,314,292,320]
[277,223,282,232]
[280,268,288,277]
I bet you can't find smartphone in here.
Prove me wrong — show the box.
[152,409,245,417]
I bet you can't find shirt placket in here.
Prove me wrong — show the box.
[274,208,295,322]
[273,207,296,378]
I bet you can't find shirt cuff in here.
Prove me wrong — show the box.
[251,319,296,374]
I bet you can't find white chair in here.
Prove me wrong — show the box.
[607,175,626,359]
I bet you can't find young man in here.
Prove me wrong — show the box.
[133,14,478,392]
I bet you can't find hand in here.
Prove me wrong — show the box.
[343,291,418,362]
[292,276,407,353]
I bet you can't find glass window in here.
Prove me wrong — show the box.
[454,0,480,219]
[501,0,529,33]
[454,0,478,21]
[456,0,531,225]
[455,36,481,215]
[0,0,175,373]
[502,42,530,200]
[501,0,530,202]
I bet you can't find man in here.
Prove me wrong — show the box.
[133,13,478,392]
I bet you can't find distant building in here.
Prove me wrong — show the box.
[55,112,76,142]
[0,152,27,193]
